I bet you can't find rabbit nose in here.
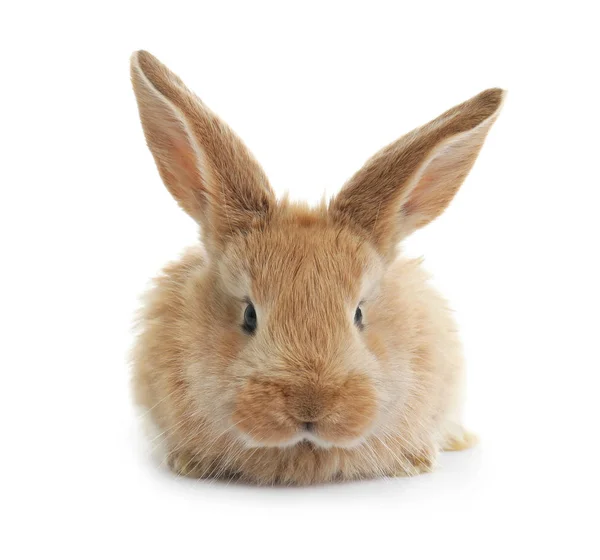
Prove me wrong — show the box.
[289,401,325,425]
[286,383,330,424]
[303,422,315,432]
[289,404,325,425]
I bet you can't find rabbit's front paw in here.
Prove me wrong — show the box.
[443,428,478,451]
[391,450,436,477]
[167,450,213,478]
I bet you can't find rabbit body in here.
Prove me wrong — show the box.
[130,51,502,484]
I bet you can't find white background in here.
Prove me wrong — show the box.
[2,1,599,558]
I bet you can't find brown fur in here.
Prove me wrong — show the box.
[130,51,504,485]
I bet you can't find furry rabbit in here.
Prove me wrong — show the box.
[130,50,504,485]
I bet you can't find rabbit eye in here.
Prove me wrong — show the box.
[354,306,363,329]
[243,302,257,334]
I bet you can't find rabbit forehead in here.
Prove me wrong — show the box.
[219,214,383,306]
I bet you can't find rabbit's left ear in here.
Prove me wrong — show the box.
[330,89,505,259]
[130,51,275,252]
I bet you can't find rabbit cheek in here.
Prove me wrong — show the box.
[231,378,297,447]
[317,374,378,446]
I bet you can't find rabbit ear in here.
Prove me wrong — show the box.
[130,50,275,250]
[330,88,505,258]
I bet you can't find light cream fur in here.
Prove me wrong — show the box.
[130,50,504,484]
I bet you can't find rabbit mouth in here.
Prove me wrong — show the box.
[287,429,336,449]
[235,423,368,450]
[231,373,378,450]
[296,425,369,449]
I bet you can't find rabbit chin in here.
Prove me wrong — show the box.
[235,428,367,450]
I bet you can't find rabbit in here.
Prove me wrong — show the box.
[130,50,504,485]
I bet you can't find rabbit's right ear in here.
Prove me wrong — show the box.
[330,89,505,260]
[130,51,275,250]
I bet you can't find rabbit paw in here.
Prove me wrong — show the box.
[391,451,436,477]
[167,450,213,478]
[443,428,478,451]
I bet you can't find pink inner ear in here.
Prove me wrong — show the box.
[170,134,204,194]
[401,134,477,227]
[402,166,452,221]
[158,122,209,223]
[403,173,434,216]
